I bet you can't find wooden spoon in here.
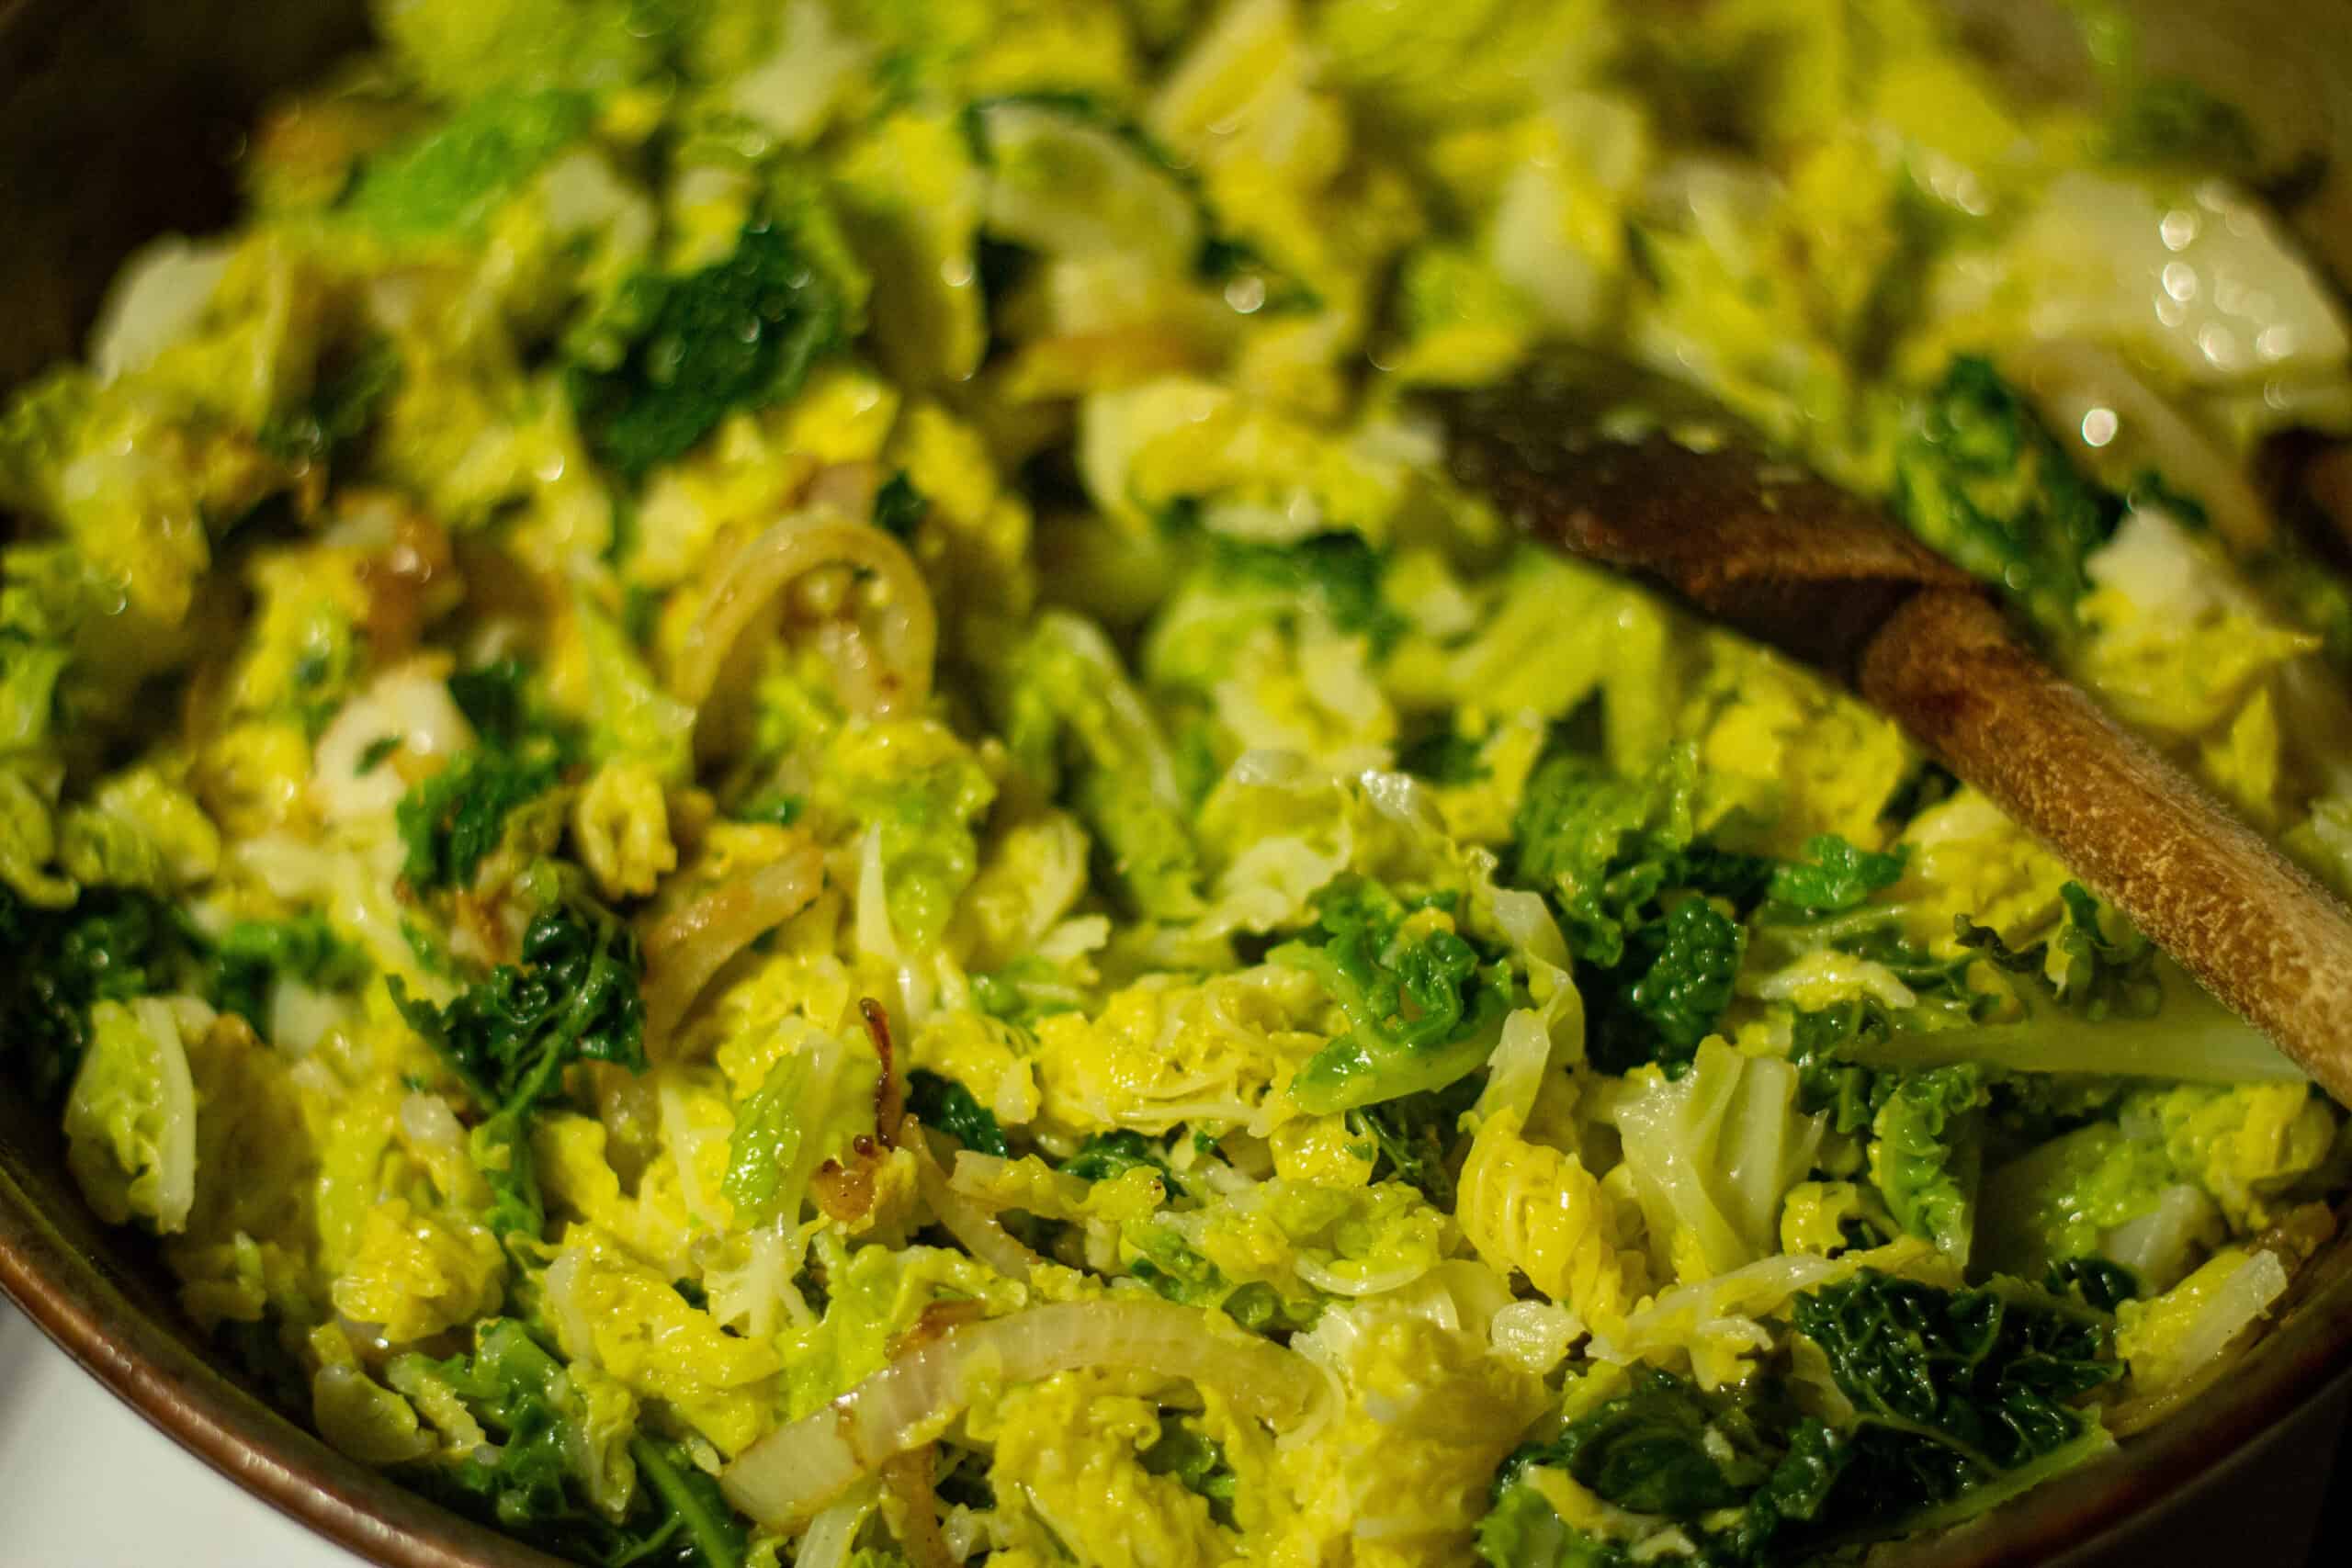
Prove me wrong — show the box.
[1433,362,2352,1107]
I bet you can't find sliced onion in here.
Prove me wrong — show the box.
[905,1121,1043,1283]
[674,510,937,721]
[2006,339,2274,552]
[1293,1254,1434,1298]
[720,1299,1324,1529]
[880,1450,956,1568]
[640,842,826,1049]
[808,1146,883,1226]
[863,998,904,1147]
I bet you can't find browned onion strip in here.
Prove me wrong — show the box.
[904,1120,1043,1283]
[863,998,904,1148]
[639,842,826,1050]
[879,1450,956,1568]
[810,1137,884,1225]
[673,511,938,721]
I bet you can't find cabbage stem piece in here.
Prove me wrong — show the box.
[1860,976,2305,1085]
[639,842,826,1049]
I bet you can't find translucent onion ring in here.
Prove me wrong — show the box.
[674,508,938,721]
[903,1120,1044,1283]
[639,841,826,1050]
[719,1300,1324,1529]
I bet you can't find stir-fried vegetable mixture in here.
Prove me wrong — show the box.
[7,1,2352,1564]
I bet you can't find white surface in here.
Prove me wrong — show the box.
[0,1296,368,1567]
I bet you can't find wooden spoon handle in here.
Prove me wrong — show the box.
[1859,589,2352,1105]
[1440,410,2352,1104]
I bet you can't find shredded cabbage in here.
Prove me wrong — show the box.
[5,6,2347,1565]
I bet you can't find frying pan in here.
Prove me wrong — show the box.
[1,2,2348,1563]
